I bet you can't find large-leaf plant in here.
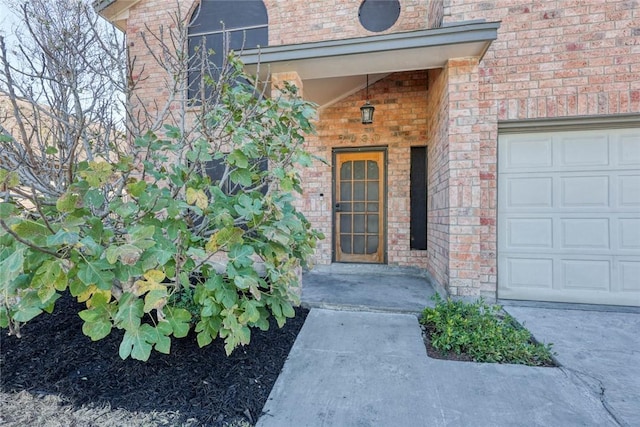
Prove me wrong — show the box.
[0,55,323,360]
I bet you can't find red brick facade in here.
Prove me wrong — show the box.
[110,0,640,300]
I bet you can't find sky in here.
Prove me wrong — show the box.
[0,2,20,44]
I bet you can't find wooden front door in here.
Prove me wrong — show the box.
[334,151,385,263]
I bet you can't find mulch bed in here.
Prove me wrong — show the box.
[0,292,308,426]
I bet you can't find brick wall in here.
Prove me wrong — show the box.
[266,0,432,45]
[425,68,450,289]
[443,0,640,297]
[299,71,429,267]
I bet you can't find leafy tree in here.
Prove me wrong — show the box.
[0,0,322,360]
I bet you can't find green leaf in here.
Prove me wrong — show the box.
[84,189,105,209]
[77,259,115,290]
[12,305,42,322]
[205,227,244,252]
[11,220,50,246]
[126,180,147,197]
[56,192,81,213]
[114,201,138,218]
[79,161,113,187]
[130,225,156,249]
[0,202,15,219]
[0,247,24,284]
[113,292,143,330]
[0,306,8,328]
[239,300,260,324]
[119,325,153,361]
[79,294,113,341]
[230,168,252,187]
[234,194,262,218]
[228,149,249,168]
[195,316,222,348]
[163,307,192,338]
[46,230,79,246]
[215,285,238,309]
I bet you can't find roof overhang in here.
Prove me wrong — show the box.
[94,0,141,31]
[242,21,500,108]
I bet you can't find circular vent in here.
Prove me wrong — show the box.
[358,0,401,32]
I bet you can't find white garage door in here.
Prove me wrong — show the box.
[498,128,640,306]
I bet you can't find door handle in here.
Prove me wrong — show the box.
[335,203,341,212]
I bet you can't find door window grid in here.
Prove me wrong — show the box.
[339,160,380,255]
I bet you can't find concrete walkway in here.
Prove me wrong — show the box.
[257,269,639,426]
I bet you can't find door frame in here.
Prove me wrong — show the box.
[332,146,388,263]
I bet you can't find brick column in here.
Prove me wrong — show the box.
[446,58,482,297]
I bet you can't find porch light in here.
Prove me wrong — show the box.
[360,75,375,124]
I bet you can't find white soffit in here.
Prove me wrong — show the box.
[242,21,500,78]
[242,21,499,107]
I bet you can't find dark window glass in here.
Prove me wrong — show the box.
[358,0,401,32]
[188,1,268,100]
[410,147,428,250]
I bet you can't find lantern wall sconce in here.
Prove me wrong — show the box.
[360,75,375,124]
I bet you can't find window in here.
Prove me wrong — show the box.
[410,147,427,250]
[358,0,401,32]
[187,0,268,100]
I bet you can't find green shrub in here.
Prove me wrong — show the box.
[0,54,323,361]
[420,294,554,366]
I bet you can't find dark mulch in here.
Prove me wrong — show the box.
[0,292,308,426]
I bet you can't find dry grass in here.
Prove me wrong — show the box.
[0,391,251,427]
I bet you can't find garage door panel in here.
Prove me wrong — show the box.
[619,218,640,250]
[619,175,640,206]
[507,218,553,249]
[561,175,609,207]
[502,257,553,289]
[560,218,610,249]
[618,133,640,165]
[505,177,553,208]
[561,135,609,167]
[498,128,640,307]
[620,261,640,291]
[561,259,611,291]
[502,136,552,171]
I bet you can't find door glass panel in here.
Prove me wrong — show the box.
[353,182,365,200]
[354,215,365,233]
[367,215,378,233]
[367,182,378,201]
[367,202,378,212]
[340,202,352,212]
[353,235,365,254]
[354,161,366,179]
[353,202,365,212]
[340,214,352,233]
[340,234,352,253]
[340,162,352,180]
[366,236,378,254]
[340,182,352,201]
[367,160,379,179]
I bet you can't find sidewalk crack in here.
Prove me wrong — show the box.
[560,367,627,427]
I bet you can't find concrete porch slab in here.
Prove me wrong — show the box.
[301,264,438,314]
